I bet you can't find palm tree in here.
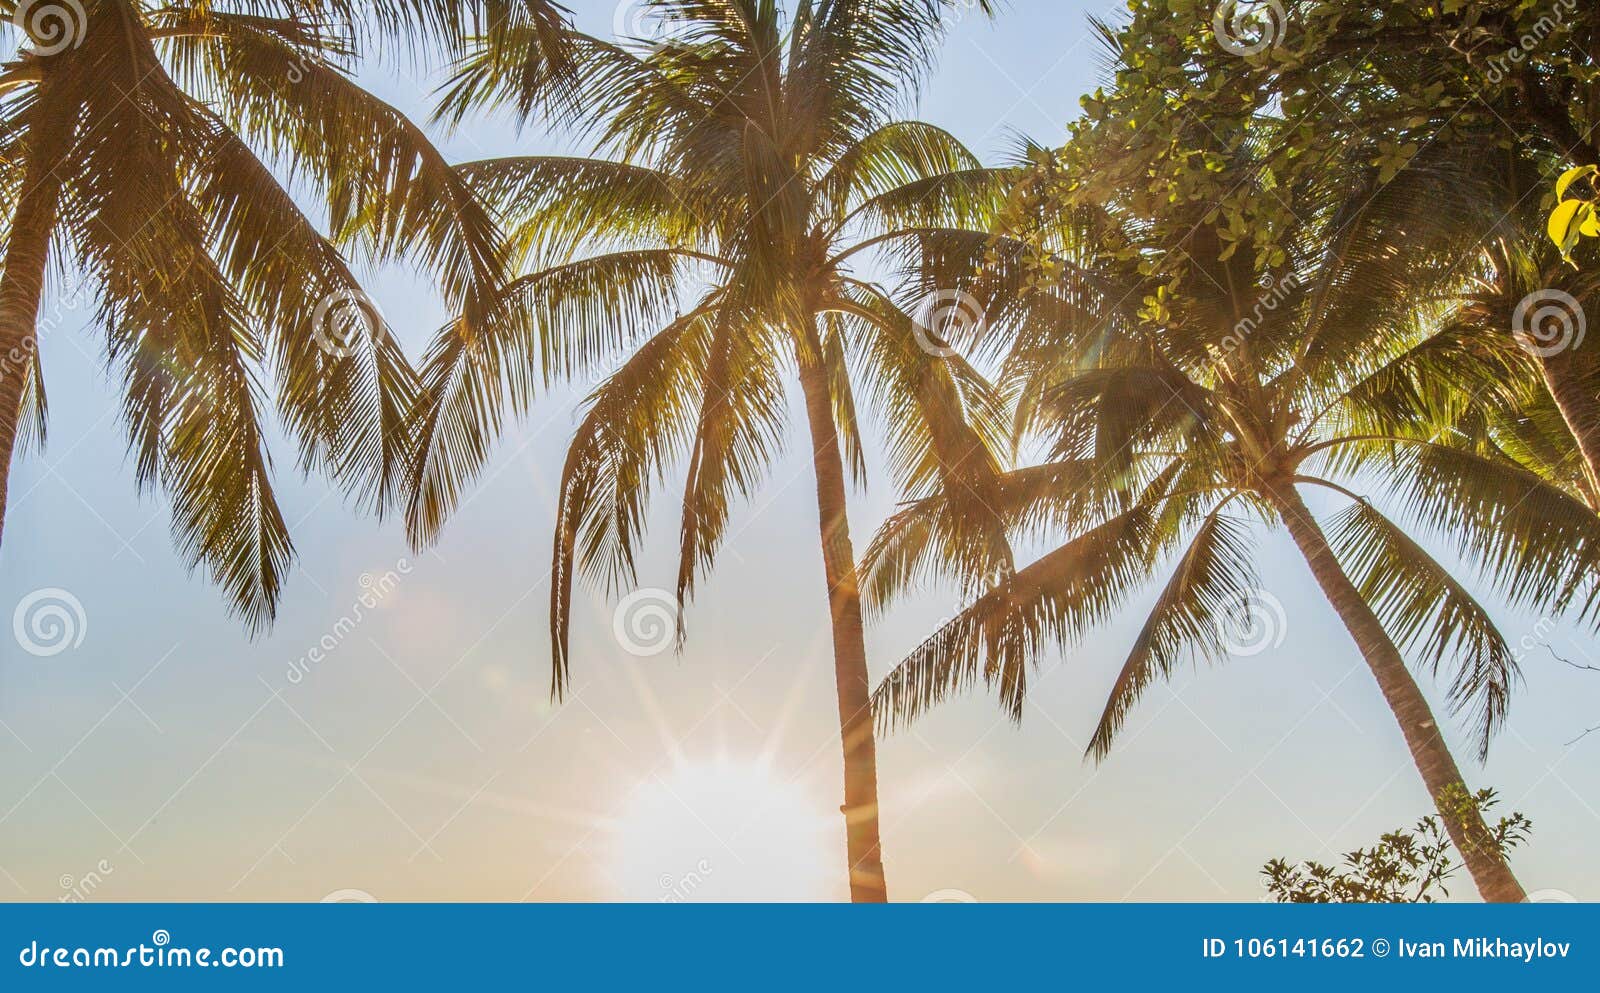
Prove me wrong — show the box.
[0,0,567,625]
[863,133,1600,903]
[405,0,1010,901]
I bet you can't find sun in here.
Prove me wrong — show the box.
[606,756,836,902]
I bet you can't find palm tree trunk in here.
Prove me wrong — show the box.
[1265,480,1527,903]
[795,326,889,903]
[1537,348,1600,499]
[0,137,65,549]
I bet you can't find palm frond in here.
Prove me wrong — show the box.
[1326,497,1520,759]
[873,502,1167,731]
[551,310,714,695]
[1087,508,1257,760]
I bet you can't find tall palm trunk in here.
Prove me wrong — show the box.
[795,323,889,903]
[0,130,66,549]
[1537,348,1600,498]
[1266,480,1527,903]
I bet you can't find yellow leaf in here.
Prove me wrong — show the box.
[1548,198,1587,249]
[1555,164,1598,201]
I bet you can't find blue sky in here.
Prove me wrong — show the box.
[1,0,1597,903]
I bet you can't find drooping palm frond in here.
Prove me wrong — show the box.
[1325,497,1519,759]
[675,306,790,611]
[550,309,715,694]
[456,156,707,266]
[174,12,510,320]
[405,248,722,543]
[817,120,981,218]
[873,499,1170,730]
[61,2,296,628]
[1337,440,1600,627]
[1086,507,1256,760]
[187,116,418,513]
[858,456,1158,616]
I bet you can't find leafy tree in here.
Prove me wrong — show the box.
[405,0,1010,902]
[1264,788,1531,903]
[1255,0,1600,494]
[1080,0,1600,498]
[864,110,1600,901]
[985,4,1600,510]
[0,0,566,625]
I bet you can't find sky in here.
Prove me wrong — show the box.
[1,0,1598,904]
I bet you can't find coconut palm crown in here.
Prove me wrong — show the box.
[405,0,1013,901]
[0,0,571,628]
